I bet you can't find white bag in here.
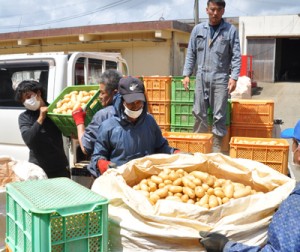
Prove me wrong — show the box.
[92,153,295,252]
[231,76,252,99]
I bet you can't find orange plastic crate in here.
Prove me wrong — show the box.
[148,101,171,125]
[231,99,274,125]
[229,137,289,174]
[163,132,213,153]
[143,76,171,102]
[159,124,171,133]
[230,123,273,138]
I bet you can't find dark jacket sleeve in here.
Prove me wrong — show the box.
[88,121,112,177]
[18,112,43,148]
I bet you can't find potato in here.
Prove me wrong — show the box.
[233,186,251,199]
[158,171,169,180]
[195,186,205,198]
[166,196,182,202]
[223,183,234,198]
[183,187,195,199]
[187,199,195,204]
[193,178,202,186]
[131,168,262,206]
[190,171,208,182]
[169,185,183,194]
[182,177,196,189]
[181,194,189,203]
[214,188,225,198]
[208,195,219,208]
[169,171,179,181]
[173,178,183,186]
[149,193,160,205]
[155,188,168,198]
[199,194,209,206]
[164,179,173,185]
[151,175,163,184]
[140,183,149,192]
[148,181,157,192]
[53,89,96,114]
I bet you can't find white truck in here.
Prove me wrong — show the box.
[0,51,129,168]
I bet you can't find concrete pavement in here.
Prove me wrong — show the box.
[252,81,300,131]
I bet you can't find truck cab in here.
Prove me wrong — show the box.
[0,51,128,168]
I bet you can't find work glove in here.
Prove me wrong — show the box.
[72,107,86,126]
[173,149,193,155]
[199,231,229,252]
[97,159,117,175]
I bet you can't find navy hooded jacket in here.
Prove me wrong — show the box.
[88,94,175,177]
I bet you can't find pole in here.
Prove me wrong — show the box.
[194,0,199,25]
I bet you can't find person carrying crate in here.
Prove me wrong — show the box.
[15,80,69,178]
[72,69,122,156]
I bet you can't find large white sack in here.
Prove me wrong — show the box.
[92,153,295,252]
[231,76,252,99]
[0,156,47,251]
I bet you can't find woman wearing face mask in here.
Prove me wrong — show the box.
[281,120,300,181]
[89,76,179,177]
[15,80,69,178]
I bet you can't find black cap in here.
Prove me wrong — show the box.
[118,76,146,103]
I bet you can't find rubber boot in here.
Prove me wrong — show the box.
[212,135,223,153]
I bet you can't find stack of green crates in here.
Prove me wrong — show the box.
[6,178,108,252]
[171,76,195,132]
[171,76,231,132]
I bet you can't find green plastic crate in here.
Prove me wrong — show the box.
[170,126,193,132]
[171,76,195,102]
[48,85,102,137]
[207,100,231,126]
[6,178,108,252]
[171,102,194,127]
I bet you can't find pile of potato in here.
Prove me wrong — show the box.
[132,168,262,209]
[52,90,97,114]
[232,138,285,146]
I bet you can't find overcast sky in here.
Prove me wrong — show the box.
[1,0,300,33]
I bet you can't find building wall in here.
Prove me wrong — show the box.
[239,15,300,54]
[239,14,300,82]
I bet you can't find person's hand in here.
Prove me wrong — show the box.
[72,107,86,126]
[173,150,193,155]
[37,106,48,124]
[97,160,117,175]
[182,76,190,91]
[228,78,237,94]
[199,231,229,252]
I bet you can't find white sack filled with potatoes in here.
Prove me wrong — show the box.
[91,153,295,252]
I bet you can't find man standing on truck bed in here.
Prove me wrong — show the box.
[15,80,70,178]
[72,69,123,156]
[182,0,241,153]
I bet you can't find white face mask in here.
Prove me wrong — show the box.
[23,94,40,111]
[124,105,143,119]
